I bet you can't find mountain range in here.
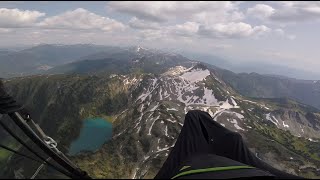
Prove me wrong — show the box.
[0,45,319,178]
[1,44,320,111]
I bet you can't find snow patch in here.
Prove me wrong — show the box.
[242,99,258,104]
[164,126,168,137]
[148,115,160,135]
[139,104,144,112]
[164,66,193,76]
[109,74,117,78]
[166,119,176,123]
[136,126,141,133]
[230,119,244,131]
[220,100,234,109]
[230,97,239,108]
[154,145,174,154]
[144,156,150,161]
[113,129,127,139]
[308,138,318,142]
[167,108,178,111]
[181,68,210,83]
[132,168,139,179]
[282,121,289,128]
[150,102,159,112]
[203,88,218,105]
[234,112,244,119]
[266,113,279,126]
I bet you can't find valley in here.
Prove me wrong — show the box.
[0,45,319,178]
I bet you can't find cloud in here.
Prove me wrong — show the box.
[133,21,271,40]
[193,7,244,25]
[108,1,243,23]
[0,28,12,33]
[274,28,296,40]
[271,5,320,23]
[132,22,200,42]
[109,2,272,40]
[128,17,160,30]
[247,2,320,23]
[0,8,45,28]
[169,22,199,37]
[108,1,168,22]
[198,22,271,39]
[247,4,275,20]
[38,8,125,31]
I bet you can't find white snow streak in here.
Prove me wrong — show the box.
[266,113,279,126]
[282,121,289,128]
[148,115,160,135]
[164,126,168,137]
[149,103,159,112]
[230,119,244,131]
[166,119,177,123]
[167,108,178,111]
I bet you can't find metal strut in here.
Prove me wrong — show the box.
[8,112,90,179]
[0,81,91,179]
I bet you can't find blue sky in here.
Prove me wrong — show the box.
[1,1,320,79]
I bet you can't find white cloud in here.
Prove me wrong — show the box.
[137,29,165,41]
[169,22,199,37]
[132,20,271,40]
[128,17,160,30]
[274,28,285,35]
[133,22,201,42]
[108,1,243,23]
[109,2,273,40]
[0,8,45,28]
[198,22,271,39]
[253,25,272,36]
[248,2,320,23]
[108,1,279,40]
[247,4,275,20]
[0,28,12,33]
[274,28,296,40]
[108,1,169,22]
[38,8,125,31]
[192,10,244,25]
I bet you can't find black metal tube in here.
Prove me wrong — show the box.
[0,144,43,164]
[0,118,73,178]
[8,112,91,179]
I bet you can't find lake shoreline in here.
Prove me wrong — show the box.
[68,118,112,156]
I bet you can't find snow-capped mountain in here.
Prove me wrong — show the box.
[71,64,320,178]
[1,49,320,179]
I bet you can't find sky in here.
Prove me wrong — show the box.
[0,1,320,78]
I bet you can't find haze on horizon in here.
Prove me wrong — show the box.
[1,1,320,79]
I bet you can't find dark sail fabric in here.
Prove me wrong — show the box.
[155,110,302,179]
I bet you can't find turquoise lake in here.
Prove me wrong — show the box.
[69,118,112,155]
